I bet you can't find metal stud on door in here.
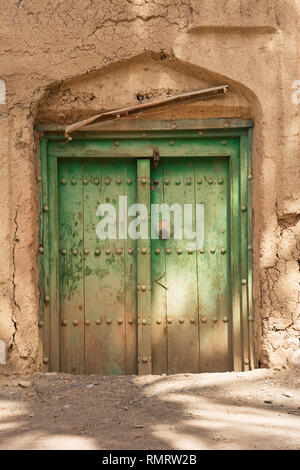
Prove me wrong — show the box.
[150,157,231,374]
[137,159,151,375]
[58,158,138,375]
[42,124,253,375]
[58,160,84,374]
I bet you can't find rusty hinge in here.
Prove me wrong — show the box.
[153,147,159,169]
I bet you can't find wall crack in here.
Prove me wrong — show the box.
[10,209,20,354]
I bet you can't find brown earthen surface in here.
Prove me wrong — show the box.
[0,369,299,450]
[0,0,299,372]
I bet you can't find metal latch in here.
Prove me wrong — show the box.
[154,272,168,290]
[153,147,159,169]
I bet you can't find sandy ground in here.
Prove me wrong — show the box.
[0,368,299,450]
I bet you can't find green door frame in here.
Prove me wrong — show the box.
[38,118,254,373]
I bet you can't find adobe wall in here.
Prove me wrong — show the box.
[0,0,299,372]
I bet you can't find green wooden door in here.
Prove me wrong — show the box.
[57,157,230,374]
[58,158,138,374]
[151,158,230,374]
[40,126,254,374]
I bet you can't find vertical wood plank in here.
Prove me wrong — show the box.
[164,158,199,375]
[85,160,126,374]
[58,159,85,374]
[48,157,60,371]
[40,138,49,371]
[240,136,250,371]
[83,158,137,375]
[247,128,256,369]
[230,151,243,371]
[150,160,167,375]
[137,159,151,374]
[196,157,231,372]
[104,162,127,374]
[82,159,103,374]
[124,162,138,374]
[37,188,44,370]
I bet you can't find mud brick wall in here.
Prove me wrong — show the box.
[0,0,299,371]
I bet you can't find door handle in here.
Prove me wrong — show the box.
[154,272,168,290]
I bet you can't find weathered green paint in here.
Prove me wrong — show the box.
[164,158,200,374]
[137,159,151,375]
[48,138,239,159]
[58,158,137,374]
[150,158,231,374]
[124,163,138,375]
[38,117,253,133]
[230,148,242,371]
[240,136,250,371]
[58,159,85,374]
[40,138,49,371]
[40,122,253,374]
[247,127,256,369]
[48,156,59,372]
[195,158,231,372]
[151,161,168,374]
[82,158,103,374]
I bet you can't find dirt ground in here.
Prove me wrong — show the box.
[0,368,299,450]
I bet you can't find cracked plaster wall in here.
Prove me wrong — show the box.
[0,0,299,372]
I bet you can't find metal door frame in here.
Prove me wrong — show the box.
[38,118,254,373]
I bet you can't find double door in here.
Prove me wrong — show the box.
[57,156,231,374]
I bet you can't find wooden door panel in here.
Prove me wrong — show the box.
[124,162,138,375]
[57,156,231,374]
[163,158,200,374]
[43,129,252,375]
[58,159,85,374]
[150,157,230,374]
[150,162,168,375]
[85,159,125,375]
[137,159,152,374]
[58,158,137,375]
[195,158,230,372]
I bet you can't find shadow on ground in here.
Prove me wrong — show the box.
[0,368,299,450]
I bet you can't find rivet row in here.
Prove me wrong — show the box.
[60,247,227,256]
[151,178,224,186]
[154,317,229,324]
[61,318,133,326]
[60,176,226,187]
[61,248,135,255]
[60,178,132,185]
[57,317,229,327]
[152,247,226,254]
[58,317,230,327]
[155,318,198,324]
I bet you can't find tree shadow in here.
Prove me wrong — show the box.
[0,369,299,450]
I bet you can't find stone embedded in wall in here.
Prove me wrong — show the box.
[0,81,6,104]
[190,0,278,31]
[0,341,6,364]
